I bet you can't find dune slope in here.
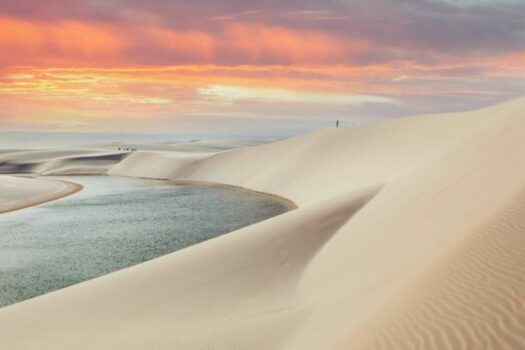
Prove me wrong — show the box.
[0,186,380,350]
[1,97,525,349]
[0,149,128,175]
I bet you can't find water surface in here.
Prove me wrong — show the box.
[0,176,292,308]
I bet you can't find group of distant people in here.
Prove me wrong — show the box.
[117,147,137,152]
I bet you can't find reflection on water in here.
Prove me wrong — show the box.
[0,176,292,308]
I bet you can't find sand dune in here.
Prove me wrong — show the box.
[1,97,525,349]
[34,152,130,175]
[109,151,211,179]
[0,186,380,349]
[0,175,81,214]
[0,149,128,175]
[0,140,256,176]
[90,139,264,152]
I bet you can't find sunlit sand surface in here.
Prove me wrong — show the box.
[1,97,525,349]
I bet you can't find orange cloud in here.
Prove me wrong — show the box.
[221,23,368,64]
[0,62,402,133]
[1,13,524,133]
[48,21,124,56]
[146,27,215,61]
[0,15,371,68]
[0,16,126,66]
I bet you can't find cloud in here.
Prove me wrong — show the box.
[197,85,398,105]
[2,0,525,67]
[0,16,371,67]
[1,0,525,135]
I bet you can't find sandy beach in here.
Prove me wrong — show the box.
[0,176,82,214]
[1,97,525,349]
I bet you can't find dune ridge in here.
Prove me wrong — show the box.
[1,97,525,349]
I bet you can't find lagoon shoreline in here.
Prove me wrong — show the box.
[0,176,82,215]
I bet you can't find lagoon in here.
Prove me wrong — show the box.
[0,176,292,308]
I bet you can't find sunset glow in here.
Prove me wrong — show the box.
[1,0,525,135]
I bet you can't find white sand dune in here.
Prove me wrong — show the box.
[109,151,212,179]
[1,97,525,349]
[90,139,264,152]
[0,175,81,214]
[0,140,255,176]
[0,149,128,175]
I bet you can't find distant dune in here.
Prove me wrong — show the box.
[0,140,261,176]
[1,97,525,349]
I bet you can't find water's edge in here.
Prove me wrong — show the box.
[0,176,293,308]
[0,177,83,215]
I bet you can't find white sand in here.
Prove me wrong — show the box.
[0,176,82,214]
[108,151,211,179]
[0,140,255,176]
[1,97,525,349]
[0,149,129,175]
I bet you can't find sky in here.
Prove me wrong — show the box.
[0,0,524,137]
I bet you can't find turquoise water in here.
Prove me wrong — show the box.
[0,176,292,308]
